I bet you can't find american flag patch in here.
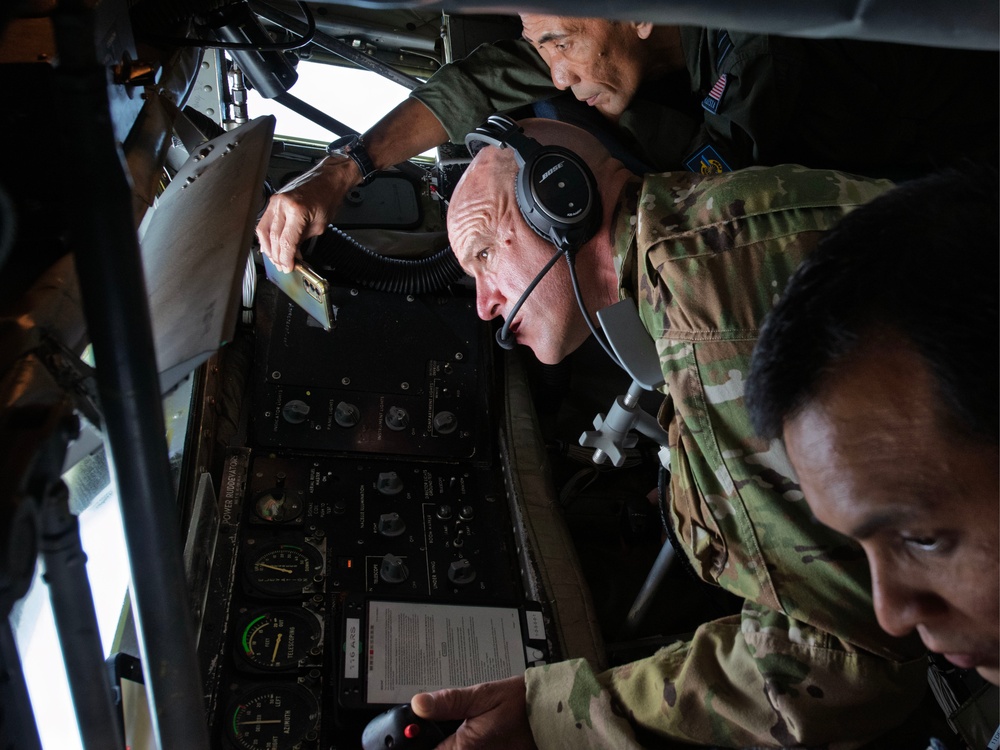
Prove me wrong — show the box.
[702,73,728,114]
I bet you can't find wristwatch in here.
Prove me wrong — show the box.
[327,134,377,185]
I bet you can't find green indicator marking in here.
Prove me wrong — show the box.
[242,614,267,653]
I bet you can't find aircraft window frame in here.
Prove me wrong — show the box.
[245,59,436,158]
[10,374,196,750]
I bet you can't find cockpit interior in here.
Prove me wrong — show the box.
[0,1,996,748]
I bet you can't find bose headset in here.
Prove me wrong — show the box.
[464,114,619,361]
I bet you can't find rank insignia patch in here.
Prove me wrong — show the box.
[701,73,728,114]
[685,145,732,175]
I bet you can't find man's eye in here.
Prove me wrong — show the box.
[901,535,945,553]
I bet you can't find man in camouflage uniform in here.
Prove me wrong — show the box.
[412,118,928,748]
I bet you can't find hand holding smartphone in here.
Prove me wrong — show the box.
[262,253,334,330]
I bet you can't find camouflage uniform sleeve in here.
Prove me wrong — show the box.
[409,39,555,143]
[524,613,927,748]
[570,166,931,748]
[524,659,645,750]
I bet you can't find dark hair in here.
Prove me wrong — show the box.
[746,162,999,443]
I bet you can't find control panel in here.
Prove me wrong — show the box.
[252,281,493,462]
[197,273,544,749]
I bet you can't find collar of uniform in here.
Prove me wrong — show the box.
[611,177,642,303]
[679,27,711,93]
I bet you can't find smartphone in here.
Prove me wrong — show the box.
[262,253,334,331]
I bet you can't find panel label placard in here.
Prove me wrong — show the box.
[365,601,527,704]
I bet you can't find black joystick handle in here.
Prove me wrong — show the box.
[361,704,447,750]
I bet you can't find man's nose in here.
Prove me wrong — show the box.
[475,282,504,322]
[549,58,578,90]
[870,563,947,639]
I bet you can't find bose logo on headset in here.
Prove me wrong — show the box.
[464,115,601,250]
[540,161,565,183]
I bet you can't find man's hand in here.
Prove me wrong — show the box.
[411,676,536,750]
[255,155,360,272]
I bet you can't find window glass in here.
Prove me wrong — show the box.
[248,60,434,156]
[11,374,194,749]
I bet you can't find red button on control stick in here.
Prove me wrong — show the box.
[404,723,421,739]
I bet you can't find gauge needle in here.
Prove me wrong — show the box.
[271,633,283,663]
[258,563,294,574]
[240,719,284,725]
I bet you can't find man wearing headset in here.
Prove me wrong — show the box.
[406,116,934,749]
[257,14,998,275]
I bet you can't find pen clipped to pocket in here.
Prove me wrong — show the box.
[262,253,334,330]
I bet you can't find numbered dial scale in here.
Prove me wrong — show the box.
[224,682,320,750]
[235,608,323,672]
[244,542,324,597]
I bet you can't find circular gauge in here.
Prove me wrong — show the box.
[225,683,319,750]
[236,608,323,671]
[254,488,303,523]
[245,543,323,597]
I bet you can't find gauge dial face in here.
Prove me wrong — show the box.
[226,683,319,750]
[246,544,323,597]
[237,608,322,671]
[254,489,303,523]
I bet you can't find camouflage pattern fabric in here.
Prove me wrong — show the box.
[524,166,929,748]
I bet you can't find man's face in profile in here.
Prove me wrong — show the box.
[783,336,999,685]
[520,15,650,120]
[446,147,591,365]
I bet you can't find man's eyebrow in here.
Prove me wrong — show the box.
[523,31,568,46]
[848,507,921,540]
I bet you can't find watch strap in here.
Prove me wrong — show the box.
[327,134,377,185]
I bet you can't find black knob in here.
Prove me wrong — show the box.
[447,559,476,585]
[378,512,406,537]
[377,472,404,496]
[380,554,409,583]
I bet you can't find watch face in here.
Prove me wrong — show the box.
[326,135,358,155]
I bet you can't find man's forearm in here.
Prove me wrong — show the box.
[361,97,448,172]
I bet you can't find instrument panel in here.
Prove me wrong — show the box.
[198,272,544,748]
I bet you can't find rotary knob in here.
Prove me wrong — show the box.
[447,559,476,586]
[436,504,453,520]
[385,406,409,431]
[380,554,409,583]
[432,411,458,434]
[459,505,474,521]
[377,472,403,496]
[334,401,360,427]
[378,512,406,537]
[282,399,310,424]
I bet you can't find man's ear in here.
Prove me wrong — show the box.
[633,22,654,40]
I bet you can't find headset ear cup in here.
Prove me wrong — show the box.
[517,147,601,250]
[466,116,601,249]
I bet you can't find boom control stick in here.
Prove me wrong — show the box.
[579,299,670,468]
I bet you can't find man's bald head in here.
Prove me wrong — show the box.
[448,118,630,364]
